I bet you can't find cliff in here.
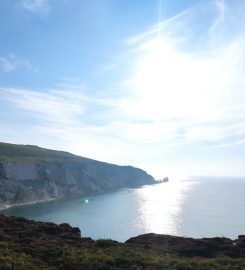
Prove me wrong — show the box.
[1,214,245,269]
[0,142,155,209]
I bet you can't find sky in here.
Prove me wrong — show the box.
[0,0,245,178]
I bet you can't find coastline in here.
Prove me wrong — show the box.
[0,182,161,211]
[0,197,57,211]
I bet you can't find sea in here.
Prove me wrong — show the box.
[1,176,245,242]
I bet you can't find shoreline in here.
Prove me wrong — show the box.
[0,197,57,211]
[0,182,163,211]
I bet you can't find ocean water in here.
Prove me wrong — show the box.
[1,177,245,242]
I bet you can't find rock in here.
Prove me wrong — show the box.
[126,233,243,258]
[0,142,156,208]
[1,215,245,260]
[71,227,81,236]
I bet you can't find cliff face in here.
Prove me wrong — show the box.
[0,142,155,208]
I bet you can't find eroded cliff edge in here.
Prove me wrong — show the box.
[0,142,155,208]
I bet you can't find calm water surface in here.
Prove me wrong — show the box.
[1,177,245,241]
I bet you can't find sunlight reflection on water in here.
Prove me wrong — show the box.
[134,180,196,236]
[0,180,196,241]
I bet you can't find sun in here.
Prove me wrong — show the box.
[127,36,226,122]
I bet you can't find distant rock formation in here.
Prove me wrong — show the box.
[157,177,169,183]
[0,142,155,209]
[162,177,169,182]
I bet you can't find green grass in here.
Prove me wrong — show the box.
[1,240,245,270]
[1,215,245,270]
[0,142,79,162]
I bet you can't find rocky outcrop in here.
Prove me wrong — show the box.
[126,233,245,258]
[0,215,245,269]
[0,142,155,208]
[1,214,245,258]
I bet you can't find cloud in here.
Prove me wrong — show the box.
[124,8,192,46]
[209,0,226,32]
[0,88,85,124]
[0,54,35,72]
[1,0,245,177]
[21,0,50,15]
[118,0,245,148]
[0,85,137,165]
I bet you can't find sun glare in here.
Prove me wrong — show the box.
[127,36,232,123]
[135,180,195,235]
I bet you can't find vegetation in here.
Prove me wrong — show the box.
[0,142,155,208]
[1,215,245,269]
[0,142,79,162]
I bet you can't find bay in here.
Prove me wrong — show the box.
[1,177,245,242]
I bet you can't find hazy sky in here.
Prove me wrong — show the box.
[0,0,245,178]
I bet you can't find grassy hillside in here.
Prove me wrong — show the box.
[0,142,77,162]
[0,142,155,208]
[1,215,245,270]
